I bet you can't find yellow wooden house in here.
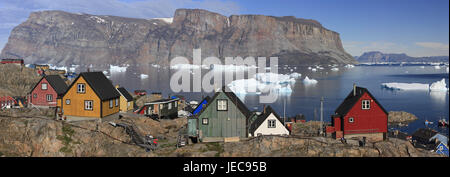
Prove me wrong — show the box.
[61,72,120,118]
[115,85,134,112]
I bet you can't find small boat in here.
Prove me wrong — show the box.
[424,120,434,126]
[438,119,448,127]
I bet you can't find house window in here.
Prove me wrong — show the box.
[77,84,85,93]
[41,83,48,90]
[202,118,209,125]
[46,94,53,102]
[128,102,130,107]
[175,101,177,107]
[33,94,37,98]
[268,120,276,128]
[115,98,119,107]
[66,99,70,105]
[109,100,113,108]
[168,102,172,110]
[217,99,227,111]
[160,104,163,109]
[349,117,354,123]
[362,100,370,110]
[84,100,93,110]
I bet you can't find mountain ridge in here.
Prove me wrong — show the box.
[1,9,357,66]
[356,51,449,63]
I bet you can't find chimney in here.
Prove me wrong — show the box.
[263,104,266,114]
[353,83,356,96]
[115,84,120,88]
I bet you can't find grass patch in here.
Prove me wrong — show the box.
[205,142,224,157]
[57,124,75,154]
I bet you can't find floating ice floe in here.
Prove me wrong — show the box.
[227,78,267,95]
[430,79,449,92]
[381,83,429,91]
[303,76,318,84]
[311,68,317,72]
[420,66,425,69]
[140,74,149,79]
[446,67,449,73]
[434,65,441,69]
[254,73,296,84]
[211,64,257,71]
[345,64,355,68]
[289,72,301,79]
[331,67,339,71]
[109,65,127,72]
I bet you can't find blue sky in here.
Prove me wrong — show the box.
[0,0,448,57]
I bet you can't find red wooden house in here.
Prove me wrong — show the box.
[0,96,17,108]
[326,85,388,142]
[29,75,68,108]
[1,59,24,65]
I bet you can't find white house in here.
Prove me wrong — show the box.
[249,106,290,137]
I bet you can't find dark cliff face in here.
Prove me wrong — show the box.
[357,51,449,63]
[1,9,357,66]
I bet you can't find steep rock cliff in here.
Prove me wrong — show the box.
[1,9,356,66]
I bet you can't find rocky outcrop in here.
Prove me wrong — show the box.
[1,9,356,66]
[0,114,441,157]
[388,111,418,124]
[357,51,449,63]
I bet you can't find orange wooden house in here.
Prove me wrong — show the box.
[61,72,120,119]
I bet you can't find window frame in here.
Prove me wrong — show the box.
[84,100,93,111]
[168,102,172,110]
[46,94,53,102]
[66,99,70,105]
[217,99,228,111]
[41,83,48,90]
[362,100,370,110]
[268,119,276,128]
[109,100,113,108]
[77,83,86,93]
[115,98,119,107]
[33,93,37,98]
[202,118,209,125]
[349,117,354,123]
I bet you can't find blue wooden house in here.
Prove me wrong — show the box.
[435,142,448,156]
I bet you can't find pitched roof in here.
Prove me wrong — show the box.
[117,87,133,101]
[335,86,388,117]
[45,75,68,95]
[192,96,211,114]
[249,106,285,134]
[197,86,251,118]
[145,98,179,105]
[66,72,120,101]
[30,75,68,96]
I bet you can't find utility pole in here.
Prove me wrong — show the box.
[283,98,286,126]
[320,96,324,135]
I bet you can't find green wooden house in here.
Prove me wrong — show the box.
[143,98,179,119]
[188,87,253,142]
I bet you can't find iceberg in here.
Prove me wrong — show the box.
[446,67,449,73]
[211,64,257,71]
[151,64,161,68]
[434,65,441,69]
[110,65,127,72]
[303,76,318,84]
[311,68,317,72]
[331,67,339,71]
[289,72,301,79]
[430,78,449,92]
[381,83,429,91]
[345,64,355,68]
[140,74,149,79]
[255,73,295,84]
